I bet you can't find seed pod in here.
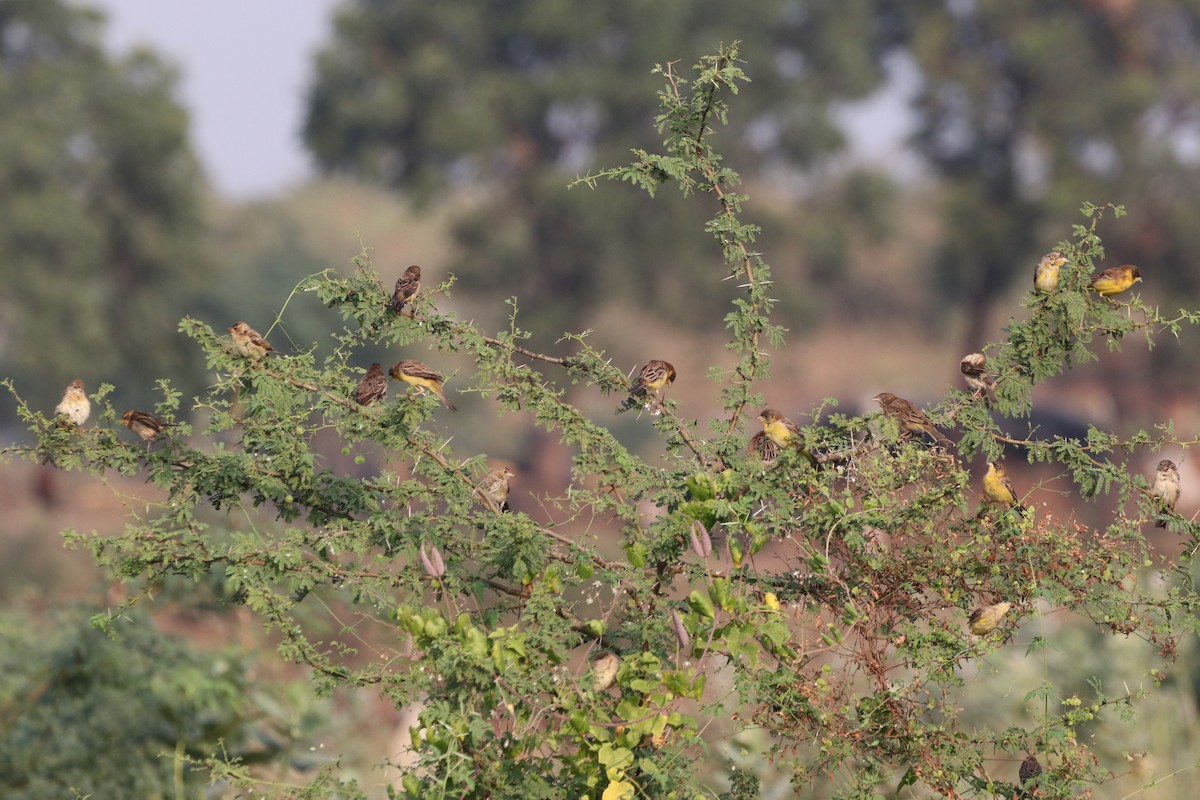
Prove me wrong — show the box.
[420,542,445,578]
[689,520,712,558]
[670,609,691,651]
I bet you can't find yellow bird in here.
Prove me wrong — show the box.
[982,460,1023,510]
[390,359,456,411]
[628,359,676,414]
[1090,264,1141,297]
[757,409,817,467]
[1034,251,1066,294]
[968,601,1012,635]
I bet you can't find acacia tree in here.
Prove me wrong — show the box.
[5,46,1200,798]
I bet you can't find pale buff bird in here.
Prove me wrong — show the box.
[55,379,90,427]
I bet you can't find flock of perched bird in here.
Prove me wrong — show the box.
[46,256,1171,789]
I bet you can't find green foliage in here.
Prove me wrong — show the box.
[6,44,1200,798]
[0,607,312,798]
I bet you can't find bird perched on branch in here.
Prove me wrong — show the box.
[1034,251,1066,294]
[228,321,274,360]
[1090,264,1141,297]
[872,392,951,446]
[757,409,818,467]
[968,601,1011,635]
[354,362,388,406]
[1019,755,1043,796]
[748,430,779,466]
[982,460,1024,510]
[390,360,456,411]
[960,353,997,406]
[1150,459,1181,529]
[120,410,170,441]
[389,265,421,313]
[476,465,514,511]
[628,359,676,413]
[55,379,90,427]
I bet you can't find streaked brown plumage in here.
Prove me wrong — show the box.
[476,466,514,511]
[960,352,996,406]
[748,430,779,466]
[628,359,676,413]
[390,359,456,411]
[1019,755,1043,792]
[389,265,421,313]
[120,410,169,441]
[1151,459,1181,529]
[354,362,388,406]
[55,379,90,427]
[873,392,951,446]
[228,321,273,360]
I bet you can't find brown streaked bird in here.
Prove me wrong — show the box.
[960,352,997,406]
[120,410,170,441]
[748,430,779,466]
[390,359,456,411]
[55,379,90,427]
[1019,755,1043,794]
[873,392,951,446]
[389,265,422,313]
[228,321,274,360]
[1150,459,1181,529]
[476,465,514,511]
[968,601,1012,635]
[982,460,1024,510]
[628,359,676,412]
[1034,250,1066,294]
[354,363,388,406]
[1090,264,1141,297]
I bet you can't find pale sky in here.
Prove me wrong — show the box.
[85,0,342,199]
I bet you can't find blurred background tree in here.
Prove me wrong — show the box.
[0,0,211,410]
[302,0,893,342]
[896,0,1200,390]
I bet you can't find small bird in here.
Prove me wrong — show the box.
[960,353,997,406]
[354,362,388,406]
[389,265,422,313]
[1019,755,1043,794]
[1150,459,1181,529]
[628,360,676,412]
[1090,264,1142,297]
[390,360,456,411]
[54,379,90,427]
[476,465,514,511]
[983,460,1023,510]
[757,409,817,467]
[590,651,620,692]
[1034,251,1066,294]
[120,410,170,441]
[968,601,1012,635]
[228,321,274,360]
[873,392,951,446]
[748,430,779,466]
